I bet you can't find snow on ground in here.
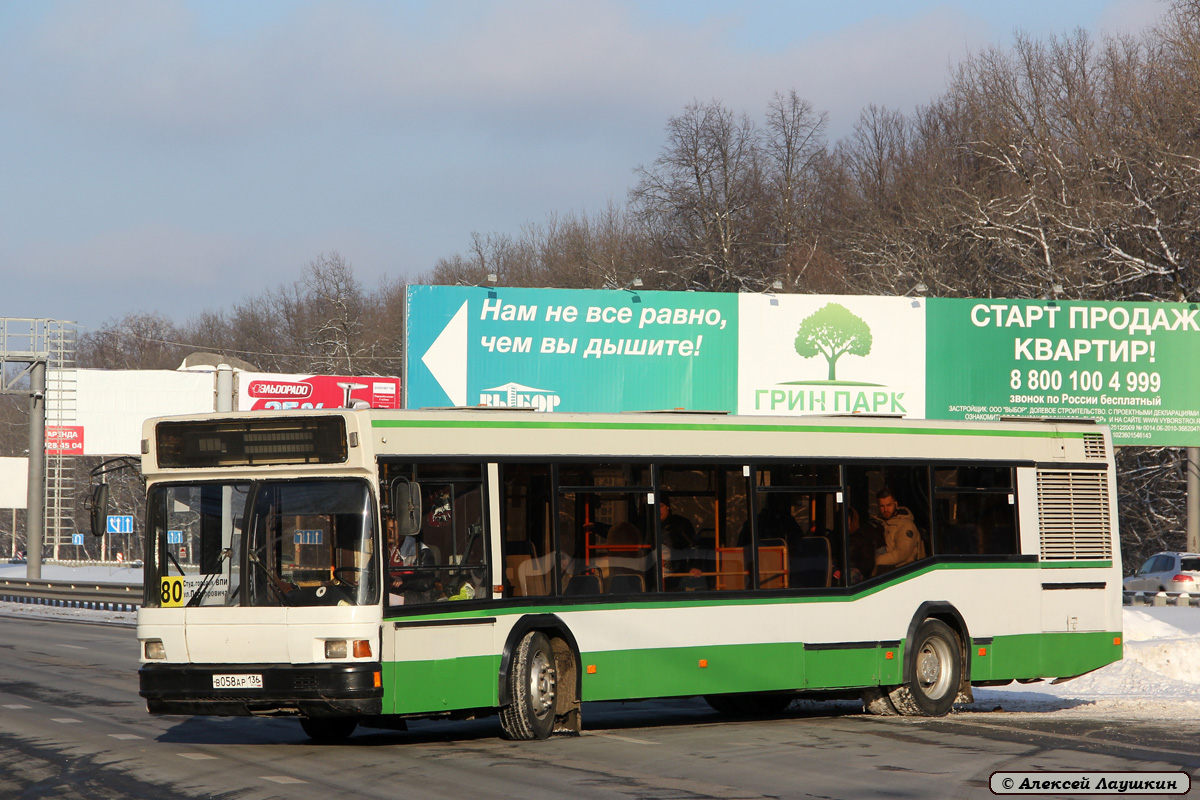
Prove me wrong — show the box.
[963,606,1200,719]
[0,562,143,584]
[2,565,1198,721]
[0,562,141,626]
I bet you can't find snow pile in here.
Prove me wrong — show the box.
[967,606,1200,717]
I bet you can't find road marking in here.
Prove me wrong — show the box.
[3,704,31,709]
[263,776,308,784]
[52,718,81,724]
[109,734,144,740]
[178,753,218,760]
[586,732,658,745]
[58,644,86,650]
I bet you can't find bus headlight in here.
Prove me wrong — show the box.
[144,639,166,660]
[323,639,371,659]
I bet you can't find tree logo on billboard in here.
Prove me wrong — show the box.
[793,303,873,381]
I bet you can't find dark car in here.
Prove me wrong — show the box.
[1124,551,1200,593]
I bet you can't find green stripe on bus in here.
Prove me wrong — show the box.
[387,654,500,714]
[973,631,1121,681]
[379,630,1119,713]
[371,417,1083,439]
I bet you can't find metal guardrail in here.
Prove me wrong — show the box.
[1123,590,1199,608]
[0,578,141,612]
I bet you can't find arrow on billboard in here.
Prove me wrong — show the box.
[421,300,469,406]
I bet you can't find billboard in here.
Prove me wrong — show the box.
[405,286,738,412]
[238,374,401,411]
[407,286,1200,446]
[45,425,85,455]
[0,457,28,509]
[74,368,215,456]
[926,298,1200,445]
[738,294,925,418]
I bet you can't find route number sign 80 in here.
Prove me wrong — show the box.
[160,576,185,608]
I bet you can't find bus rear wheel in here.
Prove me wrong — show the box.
[299,716,358,742]
[861,686,899,716]
[887,618,961,717]
[500,631,557,740]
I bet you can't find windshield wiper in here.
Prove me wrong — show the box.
[247,550,292,606]
[185,549,231,608]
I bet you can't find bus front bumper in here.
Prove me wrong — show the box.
[139,662,383,717]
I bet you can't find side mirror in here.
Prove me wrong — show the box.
[391,478,422,536]
[88,484,110,538]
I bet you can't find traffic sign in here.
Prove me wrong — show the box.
[106,515,134,535]
[72,533,85,545]
[167,530,183,544]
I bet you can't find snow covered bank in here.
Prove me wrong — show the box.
[965,606,1200,718]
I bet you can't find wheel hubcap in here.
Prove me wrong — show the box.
[529,649,556,716]
[917,636,954,698]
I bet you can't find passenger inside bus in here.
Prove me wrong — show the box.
[843,506,884,584]
[660,498,706,590]
[387,518,438,604]
[871,487,925,575]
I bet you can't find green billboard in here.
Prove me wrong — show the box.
[927,298,1200,445]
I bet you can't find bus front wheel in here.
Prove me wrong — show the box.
[500,631,557,740]
[888,618,961,717]
[299,716,358,742]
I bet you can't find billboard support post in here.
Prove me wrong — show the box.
[1188,447,1199,553]
[26,361,45,580]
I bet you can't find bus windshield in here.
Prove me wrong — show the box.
[146,479,378,608]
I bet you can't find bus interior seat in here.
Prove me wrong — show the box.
[505,540,537,596]
[716,546,748,591]
[516,553,551,596]
[607,573,645,594]
[757,538,789,589]
[792,536,831,588]
[564,573,603,596]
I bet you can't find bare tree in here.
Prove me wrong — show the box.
[302,252,367,374]
[630,99,769,291]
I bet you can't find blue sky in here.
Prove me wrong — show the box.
[0,0,1164,333]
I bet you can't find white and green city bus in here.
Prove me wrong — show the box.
[127,409,1122,741]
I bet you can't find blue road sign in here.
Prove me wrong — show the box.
[72,533,85,546]
[106,515,134,535]
[167,530,183,544]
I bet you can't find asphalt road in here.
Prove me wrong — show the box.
[0,613,1196,799]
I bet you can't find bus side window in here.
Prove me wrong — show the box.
[502,463,553,597]
[384,463,490,606]
[934,466,1017,556]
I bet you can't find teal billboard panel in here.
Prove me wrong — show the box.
[406,286,738,413]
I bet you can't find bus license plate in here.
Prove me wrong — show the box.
[212,674,263,690]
